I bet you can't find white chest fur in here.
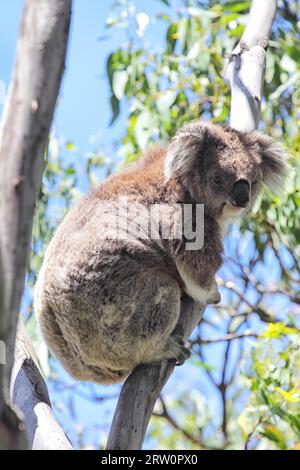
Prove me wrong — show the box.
[176,263,214,304]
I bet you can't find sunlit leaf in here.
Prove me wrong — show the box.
[112,70,128,100]
[156,90,177,112]
[259,423,287,450]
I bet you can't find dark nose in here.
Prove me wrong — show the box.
[231,179,250,208]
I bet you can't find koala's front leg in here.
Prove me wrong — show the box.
[206,279,221,305]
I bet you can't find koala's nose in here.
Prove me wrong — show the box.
[231,179,250,208]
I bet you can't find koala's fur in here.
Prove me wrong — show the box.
[34,121,290,384]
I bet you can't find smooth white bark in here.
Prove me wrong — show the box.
[11,322,73,450]
[224,0,277,131]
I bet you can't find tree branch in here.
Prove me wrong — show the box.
[153,396,211,449]
[106,296,203,450]
[0,0,72,448]
[10,321,73,449]
[194,330,257,345]
[224,0,277,132]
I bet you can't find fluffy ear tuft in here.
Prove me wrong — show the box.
[253,133,293,193]
[164,121,207,182]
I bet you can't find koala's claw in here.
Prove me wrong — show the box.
[164,335,191,366]
[173,335,191,365]
[175,345,191,366]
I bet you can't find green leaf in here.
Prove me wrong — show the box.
[156,90,177,112]
[190,358,217,371]
[109,94,120,125]
[260,323,298,339]
[135,110,158,150]
[112,70,128,100]
[275,387,299,403]
[224,1,250,12]
[65,167,75,176]
[66,141,76,152]
[166,22,179,54]
[186,7,220,19]
[259,423,287,450]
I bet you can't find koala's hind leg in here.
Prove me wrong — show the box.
[37,302,127,384]
[127,270,190,366]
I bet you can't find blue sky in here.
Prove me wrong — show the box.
[1,0,125,150]
[0,0,171,153]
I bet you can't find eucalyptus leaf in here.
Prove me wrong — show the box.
[112,69,128,100]
[156,90,177,112]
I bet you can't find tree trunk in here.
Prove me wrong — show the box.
[0,0,72,449]
[224,0,277,131]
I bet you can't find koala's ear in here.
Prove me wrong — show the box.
[164,122,207,182]
[253,132,292,192]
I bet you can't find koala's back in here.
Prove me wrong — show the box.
[34,194,182,384]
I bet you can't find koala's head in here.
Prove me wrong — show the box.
[164,120,291,219]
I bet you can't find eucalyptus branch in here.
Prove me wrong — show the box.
[194,331,257,345]
[11,321,73,450]
[153,396,208,449]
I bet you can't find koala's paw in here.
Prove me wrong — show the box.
[165,335,191,366]
[207,282,221,305]
[175,344,192,366]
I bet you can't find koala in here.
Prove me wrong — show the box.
[34,120,290,384]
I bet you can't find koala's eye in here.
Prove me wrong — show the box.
[252,180,258,186]
[212,175,222,185]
